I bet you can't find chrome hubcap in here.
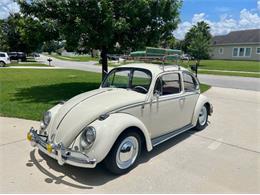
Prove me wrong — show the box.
[199,106,207,126]
[116,136,139,169]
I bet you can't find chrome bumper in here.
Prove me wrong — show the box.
[209,103,213,115]
[27,127,96,168]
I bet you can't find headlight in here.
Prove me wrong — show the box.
[80,126,96,150]
[42,111,51,127]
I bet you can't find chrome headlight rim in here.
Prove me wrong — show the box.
[80,126,96,150]
[42,111,51,127]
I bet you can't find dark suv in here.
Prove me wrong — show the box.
[8,52,27,62]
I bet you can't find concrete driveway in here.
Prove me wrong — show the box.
[0,87,259,193]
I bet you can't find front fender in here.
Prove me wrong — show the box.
[191,94,211,126]
[72,112,153,163]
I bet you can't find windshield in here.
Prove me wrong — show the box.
[102,68,152,94]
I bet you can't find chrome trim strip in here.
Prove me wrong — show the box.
[113,92,199,113]
[151,124,194,147]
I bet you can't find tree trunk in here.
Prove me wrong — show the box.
[90,48,94,58]
[101,47,108,81]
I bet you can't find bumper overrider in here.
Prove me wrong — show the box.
[27,127,96,168]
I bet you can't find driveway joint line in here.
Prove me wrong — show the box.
[0,139,26,147]
[192,133,260,154]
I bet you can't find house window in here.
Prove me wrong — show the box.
[245,48,251,57]
[233,47,251,57]
[233,48,238,56]
[256,48,260,54]
[219,48,224,55]
[239,48,245,56]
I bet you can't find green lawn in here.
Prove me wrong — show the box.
[180,60,260,72]
[198,70,260,78]
[0,69,101,120]
[0,69,210,121]
[49,54,98,62]
[8,63,49,67]
[200,83,211,93]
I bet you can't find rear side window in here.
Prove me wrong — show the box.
[183,72,198,91]
[155,73,181,96]
[0,53,5,57]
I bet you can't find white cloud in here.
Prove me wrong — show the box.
[0,0,20,19]
[174,1,260,40]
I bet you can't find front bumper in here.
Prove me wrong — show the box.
[209,103,213,115]
[27,127,96,168]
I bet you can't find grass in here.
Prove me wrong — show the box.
[49,54,98,62]
[179,60,260,72]
[0,69,101,120]
[198,70,260,78]
[200,83,211,93]
[0,69,210,121]
[8,63,49,67]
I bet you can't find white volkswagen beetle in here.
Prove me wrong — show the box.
[27,63,213,174]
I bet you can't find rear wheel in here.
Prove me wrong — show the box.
[104,131,141,175]
[194,105,208,131]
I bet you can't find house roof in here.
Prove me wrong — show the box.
[212,29,260,45]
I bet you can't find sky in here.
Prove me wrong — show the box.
[174,0,260,39]
[1,0,260,40]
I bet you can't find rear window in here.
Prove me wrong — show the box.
[183,72,198,91]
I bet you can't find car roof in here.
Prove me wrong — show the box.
[118,63,189,76]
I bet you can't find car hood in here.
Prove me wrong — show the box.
[48,88,146,146]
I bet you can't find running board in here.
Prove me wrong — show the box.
[151,124,194,147]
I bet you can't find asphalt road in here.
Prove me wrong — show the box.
[1,87,259,193]
[198,74,260,91]
[39,55,260,91]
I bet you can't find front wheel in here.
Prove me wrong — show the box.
[194,105,208,131]
[0,61,5,67]
[104,132,141,175]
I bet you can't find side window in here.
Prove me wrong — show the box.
[183,72,198,91]
[0,53,5,57]
[154,73,181,96]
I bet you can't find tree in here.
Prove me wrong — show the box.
[18,0,182,80]
[185,21,211,65]
[188,31,211,64]
[1,13,59,54]
[183,21,211,54]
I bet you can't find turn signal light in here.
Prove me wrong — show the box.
[46,144,53,153]
[27,132,32,141]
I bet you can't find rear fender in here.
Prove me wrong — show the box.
[191,94,211,126]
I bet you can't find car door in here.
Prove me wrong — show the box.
[148,72,185,138]
[180,72,200,126]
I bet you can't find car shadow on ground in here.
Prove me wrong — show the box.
[26,130,197,189]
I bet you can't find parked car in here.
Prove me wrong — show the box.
[8,52,27,61]
[31,52,40,57]
[27,63,213,174]
[0,52,11,67]
[107,54,120,61]
[181,54,193,61]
